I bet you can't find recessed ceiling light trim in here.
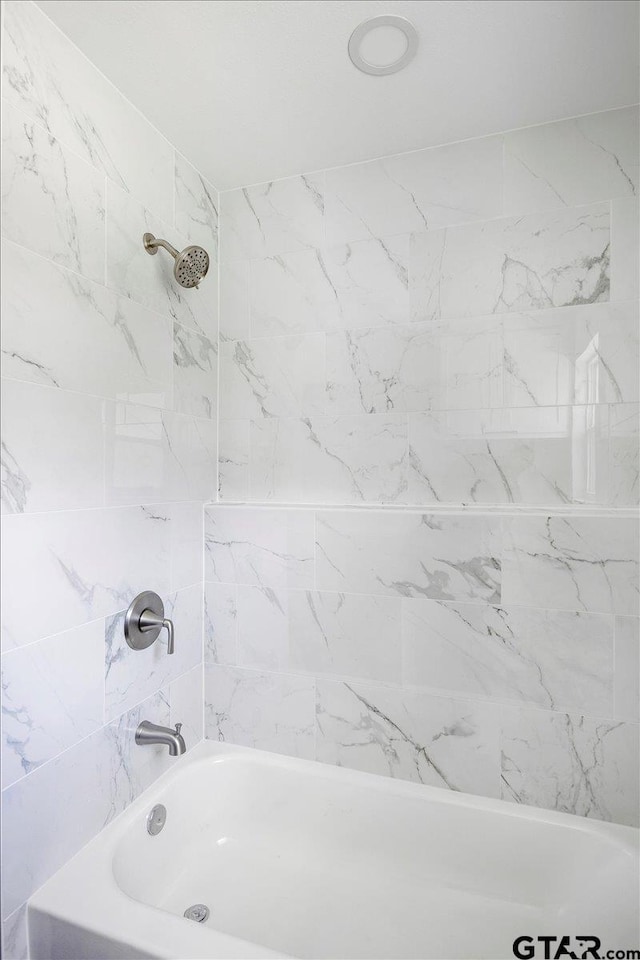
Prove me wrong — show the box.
[348,15,419,76]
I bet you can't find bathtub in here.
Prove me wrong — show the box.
[28,740,639,960]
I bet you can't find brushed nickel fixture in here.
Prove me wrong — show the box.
[143,232,209,288]
[184,904,210,923]
[146,804,167,836]
[136,720,186,756]
[125,590,175,654]
[348,16,418,76]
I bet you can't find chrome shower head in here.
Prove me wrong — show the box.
[143,233,210,289]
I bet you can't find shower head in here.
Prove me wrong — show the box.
[143,233,210,289]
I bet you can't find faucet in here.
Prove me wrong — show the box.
[135,721,186,756]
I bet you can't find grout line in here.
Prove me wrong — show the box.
[204,661,631,728]
[218,104,640,194]
[172,146,177,230]
[215,185,222,503]
[103,172,108,286]
[201,499,640,517]
[3,701,123,795]
[216,198,628,268]
[199,580,635,621]
[14,1,639,196]
[17,2,222,190]
[313,510,318,592]
[1,235,190,323]
[216,298,638,346]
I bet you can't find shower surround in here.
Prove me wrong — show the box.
[207,104,640,830]
[0,2,638,958]
[1,2,217,956]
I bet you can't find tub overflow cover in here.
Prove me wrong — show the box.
[184,904,210,923]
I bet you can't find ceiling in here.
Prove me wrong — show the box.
[36,0,640,191]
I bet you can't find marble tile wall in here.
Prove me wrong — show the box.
[1,3,215,954]
[204,503,639,828]
[210,104,639,832]
[2,3,639,955]
[218,105,638,509]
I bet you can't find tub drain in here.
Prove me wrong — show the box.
[184,904,209,923]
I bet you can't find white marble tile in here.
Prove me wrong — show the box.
[503,301,639,407]
[174,153,218,260]
[410,203,610,321]
[104,403,216,506]
[322,235,410,329]
[1,380,105,514]
[316,680,500,796]
[423,316,504,411]
[402,600,613,715]
[1,505,172,650]
[204,505,315,590]
[204,582,238,665]
[249,235,409,336]
[2,0,174,219]
[407,406,609,506]
[610,198,639,301]
[102,689,173,818]
[316,510,502,603]
[173,321,218,419]
[1,903,27,960]
[409,229,447,323]
[235,586,402,684]
[614,616,639,722]
[220,174,325,261]
[162,412,217,502]
[1,240,173,407]
[220,333,326,419]
[170,665,204,752]
[1,620,104,789]
[609,403,639,506]
[104,582,203,721]
[106,182,217,340]
[1,729,109,919]
[324,135,503,243]
[502,515,639,615]
[250,249,341,337]
[168,500,204,593]
[103,403,173,506]
[501,708,639,827]
[204,664,315,759]
[504,107,638,214]
[326,318,503,415]
[236,585,289,671]
[1,687,172,919]
[561,404,610,506]
[2,102,105,282]
[288,590,402,683]
[218,419,250,501]
[250,415,408,504]
[220,258,250,341]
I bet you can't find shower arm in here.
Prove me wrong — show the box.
[143,233,180,260]
[142,232,209,290]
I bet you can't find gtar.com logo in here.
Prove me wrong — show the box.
[513,936,640,960]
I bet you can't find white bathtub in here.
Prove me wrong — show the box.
[28,740,639,960]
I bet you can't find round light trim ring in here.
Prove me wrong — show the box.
[348,15,418,76]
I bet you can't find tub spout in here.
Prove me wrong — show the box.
[135,721,186,756]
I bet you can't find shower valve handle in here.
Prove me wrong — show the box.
[139,609,175,655]
[124,591,175,655]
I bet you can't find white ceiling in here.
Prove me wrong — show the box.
[36,0,640,191]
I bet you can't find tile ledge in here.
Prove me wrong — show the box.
[206,500,640,518]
